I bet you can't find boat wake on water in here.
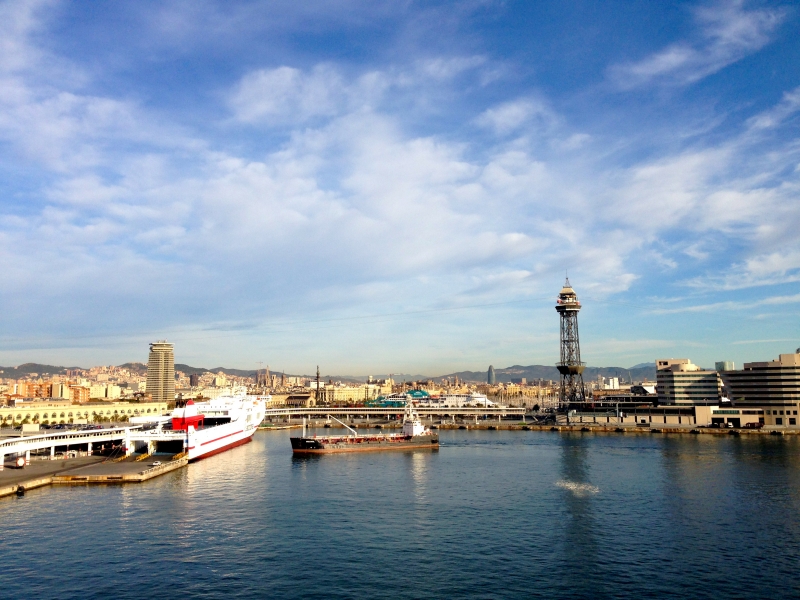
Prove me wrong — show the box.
[555,480,600,496]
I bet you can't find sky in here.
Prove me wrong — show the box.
[0,0,799,375]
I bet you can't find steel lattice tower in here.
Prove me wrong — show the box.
[555,279,586,407]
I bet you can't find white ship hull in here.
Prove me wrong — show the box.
[186,419,259,461]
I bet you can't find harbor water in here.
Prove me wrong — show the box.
[1,429,799,599]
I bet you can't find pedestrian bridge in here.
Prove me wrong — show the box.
[264,406,527,418]
[0,426,196,469]
[0,427,134,469]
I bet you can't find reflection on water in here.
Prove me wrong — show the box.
[557,434,605,597]
[2,430,800,600]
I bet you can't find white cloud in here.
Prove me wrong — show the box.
[229,64,348,124]
[475,98,556,135]
[417,55,486,80]
[608,1,785,88]
[746,86,800,131]
[685,251,800,291]
[229,56,491,126]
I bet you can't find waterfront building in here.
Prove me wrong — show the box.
[487,365,496,385]
[146,341,175,403]
[0,400,170,426]
[656,359,721,405]
[721,351,800,427]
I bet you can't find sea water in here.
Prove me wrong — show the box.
[1,429,799,599]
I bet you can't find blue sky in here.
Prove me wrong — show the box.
[0,0,799,374]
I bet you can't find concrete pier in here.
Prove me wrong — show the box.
[0,454,187,499]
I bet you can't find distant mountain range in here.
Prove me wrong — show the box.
[0,362,657,384]
[120,363,262,378]
[436,364,656,384]
[0,363,80,378]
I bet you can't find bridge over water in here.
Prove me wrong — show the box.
[263,406,527,419]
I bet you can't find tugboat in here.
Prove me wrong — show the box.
[290,402,439,454]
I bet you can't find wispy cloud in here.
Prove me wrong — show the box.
[651,293,800,314]
[747,85,800,131]
[683,251,800,291]
[731,338,798,345]
[608,1,785,88]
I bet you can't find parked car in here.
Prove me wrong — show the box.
[151,461,162,467]
[744,422,764,429]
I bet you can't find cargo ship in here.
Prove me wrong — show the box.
[290,403,439,454]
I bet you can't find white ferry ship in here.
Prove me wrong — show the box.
[157,388,267,461]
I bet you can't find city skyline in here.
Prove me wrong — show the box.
[1,1,799,372]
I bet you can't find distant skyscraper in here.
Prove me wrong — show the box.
[189,373,199,387]
[146,341,175,403]
[488,365,496,385]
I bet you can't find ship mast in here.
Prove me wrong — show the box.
[315,365,321,405]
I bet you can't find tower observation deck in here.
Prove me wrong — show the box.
[555,279,586,407]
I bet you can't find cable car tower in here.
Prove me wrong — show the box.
[555,278,586,408]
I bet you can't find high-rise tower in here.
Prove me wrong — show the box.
[487,365,496,385]
[555,279,586,407]
[146,340,175,403]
